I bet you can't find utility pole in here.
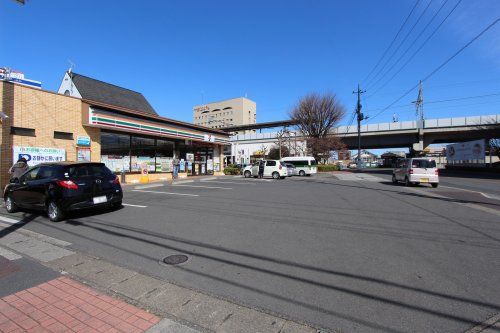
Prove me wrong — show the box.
[413,80,424,128]
[353,84,366,168]
[412,81,424,155]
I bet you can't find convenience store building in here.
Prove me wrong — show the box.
[0,71,230,188]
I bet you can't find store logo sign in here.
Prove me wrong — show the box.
[204,134,215,142]
[76,136,91,147]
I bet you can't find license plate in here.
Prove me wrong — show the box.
[420,178,429,183]
[93,196,107,204]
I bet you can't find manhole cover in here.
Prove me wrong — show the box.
[162,254,189,265]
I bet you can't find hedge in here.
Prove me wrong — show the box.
[317,164,340,172]
[223,167,241,175]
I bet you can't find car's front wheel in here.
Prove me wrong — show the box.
[272,172,280,180]
[244,170,251,178]
[47,201,64,222]
[299,170,306,177]
[5,195,17,213]
[392,174,397,184]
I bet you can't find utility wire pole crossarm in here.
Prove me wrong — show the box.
[353,84,366,168]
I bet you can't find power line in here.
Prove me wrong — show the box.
[368,91,500,114]
[366,0,434,89]
[369,17,500,121]
[365,77,500,100]
[343,111,357,137]
[367,0,463,98]
[368,0,450,93]
[362,0,422,84]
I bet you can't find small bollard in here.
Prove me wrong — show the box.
[120,170,126,184]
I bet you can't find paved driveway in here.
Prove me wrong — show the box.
[2,173,500,332]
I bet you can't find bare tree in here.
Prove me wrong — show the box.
[289,93,346,161]
[275,128,292,159]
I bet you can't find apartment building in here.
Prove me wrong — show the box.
[193,97,256,131]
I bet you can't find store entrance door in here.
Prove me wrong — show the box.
[191,147,214,176]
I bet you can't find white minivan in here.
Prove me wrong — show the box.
[392,158,439,187]
[243,160,287,179]
[281,157,317,176]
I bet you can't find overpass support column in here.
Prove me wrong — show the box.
[412,129,424,152]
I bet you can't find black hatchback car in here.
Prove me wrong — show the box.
[4,162,123,222]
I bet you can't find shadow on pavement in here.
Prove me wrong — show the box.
[33,215,500,332]
[0,213,38,239]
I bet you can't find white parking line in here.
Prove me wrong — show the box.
[134,183,166,190]
[132,190,199,197]
[439,185,500,200]
[201,181,256,185]
[172,180,194,185]
[0,215,22,225]
[172,184,232,190]
[122,203,148,208]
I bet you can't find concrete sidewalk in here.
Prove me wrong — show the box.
[0,220,318,333]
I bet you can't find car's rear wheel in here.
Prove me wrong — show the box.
[392,174,397,184]
[272,172,280,180]
[404,177,412,187]
[244,171,251,178]
[299,170,306,177]
[47,201,64,222]
[431,183,439,188]
[5,195,17,213]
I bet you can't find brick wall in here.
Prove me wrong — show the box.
[0,82,101,188]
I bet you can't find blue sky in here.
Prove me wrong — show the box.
[1,0,499,127]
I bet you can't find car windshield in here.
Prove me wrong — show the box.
[280,162,287,166]
[64,164,114,178]
[411,160,436,168]
[310,159,317,165]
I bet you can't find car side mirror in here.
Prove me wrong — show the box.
[10,177,19,184]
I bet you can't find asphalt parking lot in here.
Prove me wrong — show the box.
[1,173,500,333]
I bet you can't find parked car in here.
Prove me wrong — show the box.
[281,157,317,176]
[284,163,296,176]
[392,158,439,187]
[4,162,123,222]
[242,160,287,179]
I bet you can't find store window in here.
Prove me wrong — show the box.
[131,136,156,172]
[100,131,176,174]
[101,131,131,172]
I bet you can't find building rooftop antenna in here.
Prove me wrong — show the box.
[68,59,76,74]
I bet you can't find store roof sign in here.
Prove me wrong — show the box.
[76,135,91,147]
[204,134,215,142]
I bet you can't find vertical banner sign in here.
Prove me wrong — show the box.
[13,146,66,167]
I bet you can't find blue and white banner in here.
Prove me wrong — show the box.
[13,146,66,167]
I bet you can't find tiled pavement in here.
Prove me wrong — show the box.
[0,276,160,333]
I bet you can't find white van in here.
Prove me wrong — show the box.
[392,158,439,187]
[242,160,288,179]
[281,157,317,176]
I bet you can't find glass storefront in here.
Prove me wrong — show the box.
[101,131,175,173]
[100,130,219,176]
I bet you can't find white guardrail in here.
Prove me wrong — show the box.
[231,114,499,141]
